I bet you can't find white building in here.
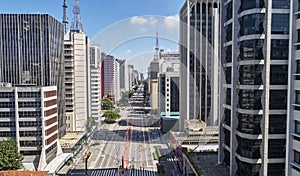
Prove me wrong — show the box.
[0,86,63,171]
[89,44,101,121]
[128,65,135,90]
[118,59,130,92]
[64,31,90,132]
[115,60,121,102]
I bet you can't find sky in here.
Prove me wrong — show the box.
[0,0,185,72]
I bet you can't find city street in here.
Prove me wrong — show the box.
[67,84,169,175]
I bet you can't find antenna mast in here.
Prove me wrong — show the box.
[62,0,68,34]
[71,0,83,31]
[154,32,159,60]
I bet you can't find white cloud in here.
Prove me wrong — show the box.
[138,28,147,32]
[165,48,173,52]
[149,17,158,25]
[130,16,148,25]
[164,14,179,29]
[125,50,132,54]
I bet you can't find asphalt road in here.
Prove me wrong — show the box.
[68,84,165,175]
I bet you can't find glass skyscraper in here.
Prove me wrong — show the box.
[219,1,289,175]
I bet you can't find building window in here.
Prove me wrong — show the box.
[238,65,263,85]
[296,121,300,134]
[238,90,263,110]
[225,2,232,21]
[271,14,289,34]
[225,45,232,63]
[236,158,261,176]
[267,163,285,176]
[237,113,262,135]
[225,67,231,84]
[239,0,264,12]
[269,115,286,134]
[224,108,231,126]
[268,139,286,158]
[238,39,264,61]
[272,0,290,9]
[269,90,287,110]
[271,40,289,60]
[225,24,232,42]
[236,136,261,159]
[224,128,230,147]
[270,65,288,85]
[239,13,264,36]
[294,150,300,164]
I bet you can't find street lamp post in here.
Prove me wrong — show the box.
[84,152,91,176]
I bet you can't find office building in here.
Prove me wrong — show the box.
[179,0,220,132]
[287,0,300,175]
[128,64,135,90]
[118,59,130,92]
[158,52,180,133]
[103,55,120,102]
[89,44,101,121]
[0,14,64,170]
[218,1,289,175]
[64,30,90,132]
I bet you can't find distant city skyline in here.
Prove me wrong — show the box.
[0,0,184,70]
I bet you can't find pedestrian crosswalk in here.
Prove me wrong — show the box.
[128,169,156,176]
[90,169,118,176]
[73,168,157,176]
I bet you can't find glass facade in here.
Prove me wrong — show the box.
[0,14,64,86]
[170,77,179,112]
[220,0,289,175]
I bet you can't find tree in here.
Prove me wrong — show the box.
[0,139,23,170]
[86,116,95,132]
[101,98,114,110]
[103,110,121,123]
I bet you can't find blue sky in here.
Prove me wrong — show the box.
[0,0,185,71]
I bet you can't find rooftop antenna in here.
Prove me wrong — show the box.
[154,30,159,61]
[62,0,68,34]
[70,0,83,32]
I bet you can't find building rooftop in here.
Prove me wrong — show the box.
[60,131,86,148]
[187,152,229,176]
[0,171,48,176]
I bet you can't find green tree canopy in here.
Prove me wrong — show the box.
[101,98,114,110]
[104,110,120,123]
[86,116,95,132]
[0,139,23,170]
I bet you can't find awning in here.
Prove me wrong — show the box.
[44,153,73,174]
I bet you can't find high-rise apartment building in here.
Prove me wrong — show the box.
[103,55,120,102]
[89,44,101,121]
[179,0,220,131]
[118,59,130,92]
[0,14,64,170]
[64,30,90,131]
[128,64,135,90]
[218,1,289,175]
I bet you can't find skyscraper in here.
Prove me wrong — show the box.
[179,0,220,131]
[64,0,90,132]
[219,1,289,175]
[0,14,64,170]
[89,44,101,121]
[287,1,300,175]
[64,31,90,131]
[103,55,119,102]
